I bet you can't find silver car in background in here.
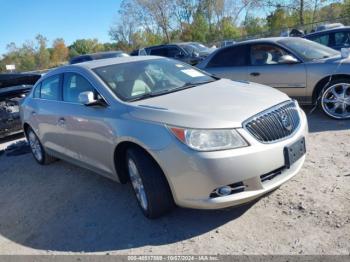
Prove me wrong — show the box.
[20,56,307,218]
[197,37,350,120]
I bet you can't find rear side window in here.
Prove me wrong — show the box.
[33,83,41,98]
[208,45,249,67]
[63,73,95,103]
[166,46,182,58]
[40,75,60,100]
[308,34,330,46]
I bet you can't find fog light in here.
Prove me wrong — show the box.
[217,186,232,196]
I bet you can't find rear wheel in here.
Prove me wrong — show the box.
[321,80,350,119]
[126,147,174,218]
[27,127,56,165]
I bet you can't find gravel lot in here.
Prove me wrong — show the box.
[0,107,349,255]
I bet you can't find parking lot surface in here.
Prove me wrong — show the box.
[0,108,349,255]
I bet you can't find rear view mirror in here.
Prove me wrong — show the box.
[278,55,299,64]
[79,91,100,106]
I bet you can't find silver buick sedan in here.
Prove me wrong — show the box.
[20,56,308,218]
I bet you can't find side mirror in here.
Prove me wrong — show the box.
[341,48,350,59]
[78,91,101,106]
[278,55,299,64]
[192,51,199,57]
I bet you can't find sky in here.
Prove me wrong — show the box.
[0,0,122,56]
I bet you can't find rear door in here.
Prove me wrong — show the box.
[203,44,250,80]
[247,43,307,100]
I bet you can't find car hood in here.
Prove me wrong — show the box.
[127,79,290,129]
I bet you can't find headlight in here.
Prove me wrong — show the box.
[169,126,248,151]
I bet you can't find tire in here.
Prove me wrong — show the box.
[320,78,350,120]
[126,147,174,218]
[27,127,57,165]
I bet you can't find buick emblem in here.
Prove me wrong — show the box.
[280,113,292,131]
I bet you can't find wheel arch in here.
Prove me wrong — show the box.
[113,140,174,198]
[312,74,350,104]
[22,122,31,138]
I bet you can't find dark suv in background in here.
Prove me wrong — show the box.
[130,42,215,65]
[70,51,129,64]
[304,26,350,50]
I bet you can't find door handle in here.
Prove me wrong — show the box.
[58,117,66,126]
[250,72,260,77]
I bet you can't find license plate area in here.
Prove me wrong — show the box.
[284,137,306,168]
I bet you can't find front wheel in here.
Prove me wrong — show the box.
[321,80,350,120]
[126,147,174,218]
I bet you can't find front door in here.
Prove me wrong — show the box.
[60,72,116,177]
[247,43,307,101]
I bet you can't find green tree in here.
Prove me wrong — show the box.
[35,34,50,69]
[190,13,209,42]
[70,39,102,55]
[243,16,267,37]
[219,17,240,40]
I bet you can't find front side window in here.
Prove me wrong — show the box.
[93,59,216,101]
[63,73,95,103]
[334,31,350,47]
[208,45,249,67]
[250,44,290,65]
[40,75,60,100]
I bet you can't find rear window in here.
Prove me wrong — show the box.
[208,45,249,67]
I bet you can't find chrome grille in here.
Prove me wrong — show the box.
[243,101,301,143]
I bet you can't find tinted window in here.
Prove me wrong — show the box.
[250,44,290,65]
[308,34,330,46]
[208,45,248,67]
[63,73,95,103]
[70,56,92,64]
[40,75,60,100]
[334,31,350,47]
[166,46,182,58]
[33,83,41,98]
[149,47,167,56]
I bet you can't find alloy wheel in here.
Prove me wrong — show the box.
[128,158,148,211]
[321,83,350,119]
[28,130,43,162]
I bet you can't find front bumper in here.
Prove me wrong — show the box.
[155,108,308,209]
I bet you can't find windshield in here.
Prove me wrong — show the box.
[278,38,339,61]
[93,58,216,101]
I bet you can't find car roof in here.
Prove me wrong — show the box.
[233,37,289,45]
[305,26,350,37]
[70,51,126,61]
[47,56,162,76]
